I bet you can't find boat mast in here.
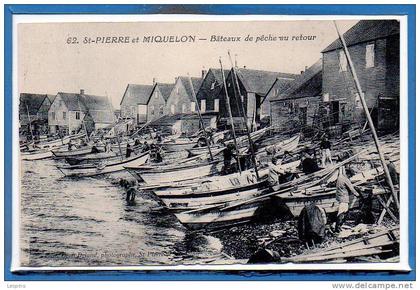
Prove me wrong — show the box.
[333,21,399,211]
[187,74,214,161]
[77,96,89,142]
[25,103,34,141]
[228,51,260,179]
[219,58,242,174]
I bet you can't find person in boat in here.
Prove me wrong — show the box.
[142,141,150,153]
[301,150,320,174]
[320,135,333,168]
[334,166,359,233]
[222,143,236,175]
[126,143,133,158]
[150,144,163,163]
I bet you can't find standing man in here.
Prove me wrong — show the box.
[320,135,333,168]
[335,166,359,233]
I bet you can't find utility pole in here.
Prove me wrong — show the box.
[219,58,242,173]
[333,21,399,212]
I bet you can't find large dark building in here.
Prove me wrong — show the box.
[321,20,400,133]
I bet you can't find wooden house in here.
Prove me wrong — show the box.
[195,68,230,113]
[48,90,114,135]
[321,20,400,133]
[165,76,203,115]
[120,84,154,124]
[269,59,323,133]
[261,74,298,122]
[217,68,296,128]
[19,93,55,137]
[146,82,175,122]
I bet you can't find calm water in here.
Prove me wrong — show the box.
[20,159,224,267]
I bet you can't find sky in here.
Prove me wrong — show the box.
[18,19,358,108]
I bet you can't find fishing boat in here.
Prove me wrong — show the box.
[21,149,53,161]
[160,139,198,152]
[125,159,224,184]
[65,151,119,165]
[57,151,150,177]
[186,128,269,156]
[35,132,85,149]
[52,146,94,158]
[259,134,300,155]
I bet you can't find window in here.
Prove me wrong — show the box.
[150,105,154,115]
[200,99,206,112]
[170,104,175,114]
[214,99,220,112]
[159,105,164,115]
[63,112,66,119]
[339,50,348,72]
[191,102,196,112]
[182,103,186,113]
[155,91,158,99]
[211,82,215,90]
[51,112,56,120]
[323,93,330,102]
[76,112,80,120]
[366,43,375,68]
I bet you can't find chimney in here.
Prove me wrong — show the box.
[80,89,85,95]
[152,78,156,85]
[300,70,304,74]
[201,69,207,79]
[243,65,247,69]
[235,54,238,68]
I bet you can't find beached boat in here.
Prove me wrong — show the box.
[65,151,119,165]
[125,159,224,184]
[57,151,150,177]
[160,139,198,152]
[173,201,266,230]
[52,146,94,158]
[21,149,53,161]
[35,132,85,149]
[259,134,300,155]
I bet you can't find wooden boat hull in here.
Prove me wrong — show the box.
[57,152,149,177]
[21,150,53,160]
[52,146,93,157]
[174,204,261,230]
[162,187,261,212]
[126,161,223,184]
[65,152,119,165]
[35,133,85,149]
[161,141,197,152]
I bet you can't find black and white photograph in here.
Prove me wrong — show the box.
[14,16,406,270]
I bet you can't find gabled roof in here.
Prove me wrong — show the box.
[19,93,50,115]
[271,59,323,102]
[178,76,203,100]
[208,68,230,84]
[265,77,297,102]
[47,94,56,103]
[322,20,400,53]
[154,82,175,101]
[120,84,154,106]
[56,92,87,111]
[56,92,112,112]
[234,68,297,96]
